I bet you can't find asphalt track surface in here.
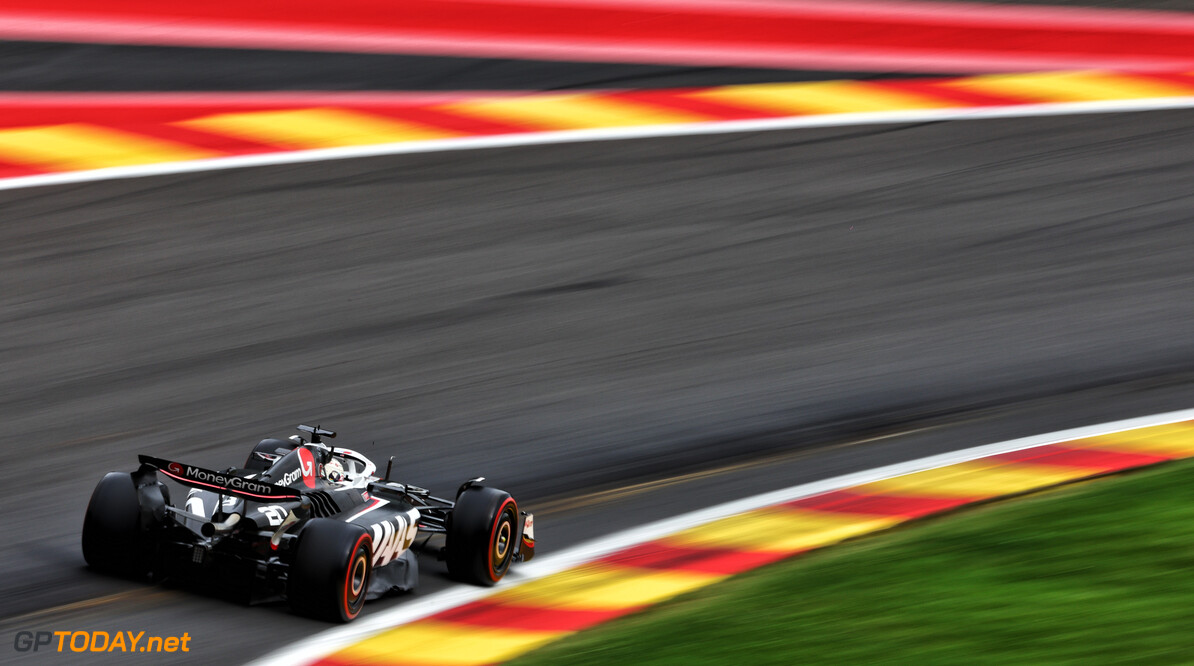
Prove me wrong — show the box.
[3,106,1194,662]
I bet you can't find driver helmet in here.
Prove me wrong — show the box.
[323,458,345,483]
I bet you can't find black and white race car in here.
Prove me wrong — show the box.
[82,425,535,622]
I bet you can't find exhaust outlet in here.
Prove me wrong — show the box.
[201,512,241,537]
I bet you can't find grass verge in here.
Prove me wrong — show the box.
[514,458,1194,665]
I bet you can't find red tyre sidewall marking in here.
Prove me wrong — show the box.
[488,497,518,582]
[343,532,372,620]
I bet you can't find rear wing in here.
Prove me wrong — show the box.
[138,454,303,501]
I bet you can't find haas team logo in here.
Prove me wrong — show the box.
[297,448,317,489]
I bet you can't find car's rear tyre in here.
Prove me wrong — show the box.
[81,472,167,579]
[244,438,299,472]
[446,486,518,586]
[289,519,373,622]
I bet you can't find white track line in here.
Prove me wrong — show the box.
[4,97,1194,194]
[248,406,1194,666]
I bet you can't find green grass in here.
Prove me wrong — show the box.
[514,459,1194,665]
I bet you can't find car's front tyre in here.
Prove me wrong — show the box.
[446,486,518,586]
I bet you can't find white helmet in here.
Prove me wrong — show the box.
[323,458,345,483]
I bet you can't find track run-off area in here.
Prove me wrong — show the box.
[3,0,1194,664]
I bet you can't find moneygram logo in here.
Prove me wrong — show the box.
[179,465,273,494]
[12,631,191,653]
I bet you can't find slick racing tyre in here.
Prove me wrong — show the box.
[289,519,373,623]
[244,438,299,472]
[446,486,518,586]
[81,472,168,579]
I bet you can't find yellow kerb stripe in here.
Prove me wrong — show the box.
[489,562,725,611]
[442,93,708,130]
[1072,422,1194,457]
[334,620,565,666]
[857,459,1094,499]
[180,108,456,149]
[663,507,900,553]
[0,124,214,171]
[691,80,957,115]
[944,71,1194,103]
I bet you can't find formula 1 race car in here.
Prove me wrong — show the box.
[82,425,535,622]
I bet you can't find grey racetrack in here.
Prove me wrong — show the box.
[3,108,1194,663]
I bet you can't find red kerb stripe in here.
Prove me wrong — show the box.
[378,106,538,136]
[990,444,1174,470]
[615,89,793,121]
[430,600,636,632]
[877,78,1040,107]
[786,490,972,518]
[599,541,795,574]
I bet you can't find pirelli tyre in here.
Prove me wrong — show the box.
[446,486,518,586]
[289,519,373,623]
[81,471,169,579]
